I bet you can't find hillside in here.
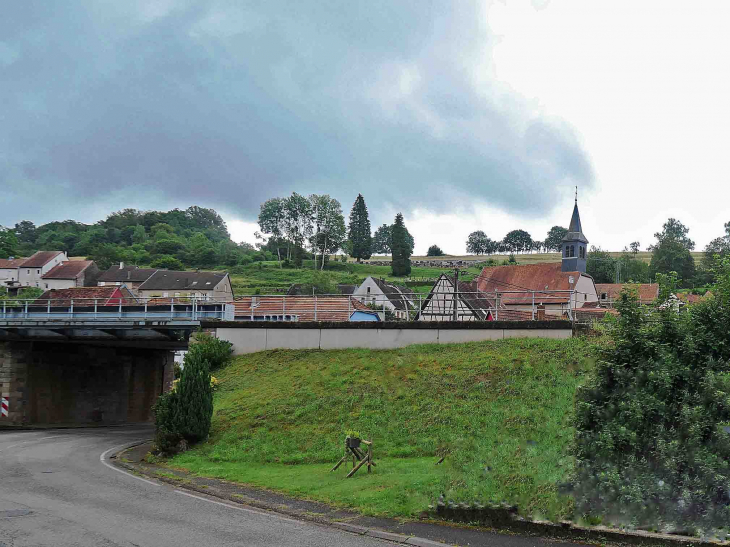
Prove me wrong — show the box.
[169,337,596,519]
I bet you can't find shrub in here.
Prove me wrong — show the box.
[152,390,182,453]
[189,331,233,371]
[153,339,218,453]
[572,264,730,533]
[426,245,445,257]
[173,349,214,444]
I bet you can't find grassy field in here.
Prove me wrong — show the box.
[229,261,484,295]
[168,337,596,520]
[366,251,704,265]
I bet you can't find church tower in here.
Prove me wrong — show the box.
[561,191,588,273]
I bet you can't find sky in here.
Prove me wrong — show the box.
[2,1,729,254]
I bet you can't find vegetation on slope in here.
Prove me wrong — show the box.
[169,337,595,519]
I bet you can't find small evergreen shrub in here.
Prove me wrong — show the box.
[572,264,730,533]
[174,349,213,444]
[153,342,216,453]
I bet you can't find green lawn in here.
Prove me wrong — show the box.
[169,338,596,520]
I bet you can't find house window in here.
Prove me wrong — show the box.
[45,283,48,289]
[584,294,587,301]
[27,269,30,274]
[601,293,607,300]
[163,292,169,297]
[367,287,371,294]
[37,269,40,274]
[174,292,180,297]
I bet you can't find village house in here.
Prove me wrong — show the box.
[417,274,542,321]
[0,257,25,293]
[595,283,659,307]
[476,198,598,318]
[136,270,233,300]
[233,295,376,322]
[40,260,99,290]
[97,263,158,293]
[17,251,68,288]
[352,276,415,320]
[36,285,136,306]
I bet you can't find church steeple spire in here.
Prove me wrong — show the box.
[561,191,588,273]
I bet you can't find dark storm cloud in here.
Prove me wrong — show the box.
[0,1,594,226]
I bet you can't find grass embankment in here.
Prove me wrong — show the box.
[169,338,595,520]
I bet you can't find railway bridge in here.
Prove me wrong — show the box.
[0,298,231,427]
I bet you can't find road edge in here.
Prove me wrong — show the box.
[108,443,722,547]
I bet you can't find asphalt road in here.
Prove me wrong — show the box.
[0,427,397,547]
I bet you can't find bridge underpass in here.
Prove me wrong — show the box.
[0,300,230,426]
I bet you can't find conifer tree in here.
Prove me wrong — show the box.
[347,194,372,262]
[391,212,412,276]
[174,347,214,444]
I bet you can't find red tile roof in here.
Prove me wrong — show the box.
[233,296,371,322]
[20,251,65,268]
[0,258,25,268]
[595,283,659,304]
[676,292,706,304]
[42,260,94,279]
[476,263,588,305]
[36,286,135,306]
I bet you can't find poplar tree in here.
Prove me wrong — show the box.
[347,194,372,262]
[391,213,412,276]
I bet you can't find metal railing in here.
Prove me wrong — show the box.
[0,297,234,322]
[232,289,598,322]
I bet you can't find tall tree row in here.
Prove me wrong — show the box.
[347,194,372,262]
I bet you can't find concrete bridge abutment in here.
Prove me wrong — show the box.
[0,341,174,427]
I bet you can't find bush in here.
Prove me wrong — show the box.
[426,245,445,257]
[153,339,218,453]
[152,390,182,453]
[189,331,233,371]
[150,254,184,270]
[572,265,730,533]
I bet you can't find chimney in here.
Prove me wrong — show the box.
[119,262,125,269]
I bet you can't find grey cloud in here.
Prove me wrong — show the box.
[0,0,594,227]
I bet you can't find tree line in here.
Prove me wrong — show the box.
[0,206,268,271]
[464,225,570,256]
[257,193,415,275]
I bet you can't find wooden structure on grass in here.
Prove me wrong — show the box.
[331,439,375,477]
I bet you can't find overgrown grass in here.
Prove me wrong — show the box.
[169,337,596,520]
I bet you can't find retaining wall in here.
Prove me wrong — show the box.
[210,321,572,354]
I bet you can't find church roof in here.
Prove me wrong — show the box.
[563,200,588,244]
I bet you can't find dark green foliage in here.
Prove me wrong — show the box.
[347,194,372,262]
[174,349,214,444]
[13,205,257,270]
[426,245,444,256]
[154,339,217,452]
[572,263,730,532]
[586,246,617,283]
[502,229,533,254]
[0,226,19,258]
[150,255,185,270]
[649,218,696,286]
[152,390,182,453]
[190,331,234,372]
[466,230,494,255]
[372,224,391,254]
[391,213,411,276]
[545,226,568,252]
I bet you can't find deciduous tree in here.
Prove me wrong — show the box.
[372,224,391,254]
[545,226,568,252]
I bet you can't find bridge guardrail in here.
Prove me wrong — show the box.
[0,297,235,322]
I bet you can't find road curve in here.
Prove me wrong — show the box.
[0,427,395,547]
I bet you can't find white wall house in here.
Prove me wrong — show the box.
[17,251,68,288]
[0,258,24,292]
[353,276,415,320]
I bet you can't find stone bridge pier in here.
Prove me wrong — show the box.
[0,341,174,426]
